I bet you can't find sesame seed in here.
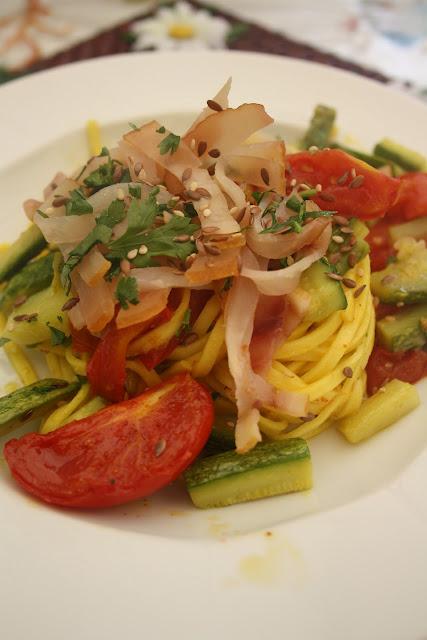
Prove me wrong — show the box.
[332,235,344,244]
[354,284,366,298]
[340,226,353,234]
[226,420,235,428]
[170,195,180,203]
[396,301,405,308]
[202,208,212,218]
[260,167,270,186]
[155,439,166,457]
[337,171,349,186]
[197,141,207,157]
[182,167,192,182]
[287,255,295,265]
[172,209,185,217]
[290,178,297,187]
[208,148,221,158]
[185,253,197,268]
[378,387,387,393]
[342,277,357,288]
[138,245,148,255]
[205,244,221,255]
[373,296,380,307]
[116,188,125,201]
[343,366,353,378]
[384,315,396,322]
[349,175,365,189]
[350,168,357,178]
[190,138,196,150]
[308,145,319,153]
[332,215,347,226]
[190,181,198,191]
[120,259,130,274]
[163,211,172,224]
[174,234,191,243]
[127,248,138,260]
[327,272,343,281]
[134,162,142,176]
[315,183,322,192]
[207,99,223,112]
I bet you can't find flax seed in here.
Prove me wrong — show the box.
[197,141,207,157]
[343,366,353,378]
[62,297,79,311]
[196,187,211,198]
[208,148,221,158]
[354,285,366,298]
[349,175,365,189]
[260,167,270,186]
[207,99,223,112]
[348,252,357,267]
[319,192,335,202]
[342,277,357,288]
[337,171,349,186]
[182,167,192,182]
[333,214,348,226]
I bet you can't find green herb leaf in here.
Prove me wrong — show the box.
[285,195,302,213]
[156,126,166,134]
[121,168,132,183]
[129,184,141,199]
[61,224,113,292]
[183,202,198,218]
[48,325,71,347]
[252,191,264,204]
[158,132,180,155]
[176,308,191,337]
[97,199,127,228]
[221,276,233,292]
[226,22,249,45]
[0,337,10,347]
[115,276,139,310]
[65,189,93,216]
[128,122,139,130]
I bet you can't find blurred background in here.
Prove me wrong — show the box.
[0,0,426,96]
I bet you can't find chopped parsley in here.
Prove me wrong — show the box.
[83,148,123,192]
[48,324,71,347]
[156,126,166,134]
[129,184,142,199]
[61,224,112,292]
[66,189,93,216]
[115,276,139,309]
[158,132,180,155]
[252,191,264,204]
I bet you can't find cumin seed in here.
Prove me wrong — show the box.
[207,99,223,112]
[61,297,80,311]
[327,272,343,281]
[342,277,357,288]
[354,284,366,298]
[182,167,192,182]
[197,141,207,157]
[260,167,270,186]
[349,175,365,189]
[336,171,349,186]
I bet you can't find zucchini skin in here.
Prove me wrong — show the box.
[0,225,46,284]
[376,303,427,352]
[302,105,336,150]
[374,138,427,173]
[0,378,80,436]
[0,252,55,314]
[185,439,312,509]
[300,260,347,323]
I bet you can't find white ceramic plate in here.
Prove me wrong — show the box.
[1,51,426,640]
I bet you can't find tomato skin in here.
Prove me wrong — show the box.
[87,308,172,402]
[287,149,400,219]
[139,337,179,370]
[366,346,427,395]
[4,374,214,508]
[386,172,427,221]
[70,326,100,355]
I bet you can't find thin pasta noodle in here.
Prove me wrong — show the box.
[40,383,91,434]
[65,347,88,376]
[86,120,102,156]
[125,359,162,387]
[192,315,225,378]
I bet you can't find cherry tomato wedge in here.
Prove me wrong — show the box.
[366,219,395,272]
[287,149,400,219]
[87,308,172,402]
[366,346,427,395]
[4,373,214,508]
[386,172,427,221]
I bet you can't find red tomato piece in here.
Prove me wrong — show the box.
[4,373,214,508]
[70,326,100,355]
[366,220,395,272]
[287,149,400,219]
[87,308,172,402]
[139,337,180,370]
[366,346,427,395]
[386,172,427,221]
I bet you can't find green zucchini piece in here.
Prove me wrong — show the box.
[185,439,312,509]
[329,218,370,275]
[0,378,80,437]
[0,252,55,314]
[370,238,427,304]
[373,138,427,173]
[300,260,347,323]
[0,225,46,283]
[376,303,427,351]
[389,217,427,243]
[301,104,336,150]
[330,142,388,169]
